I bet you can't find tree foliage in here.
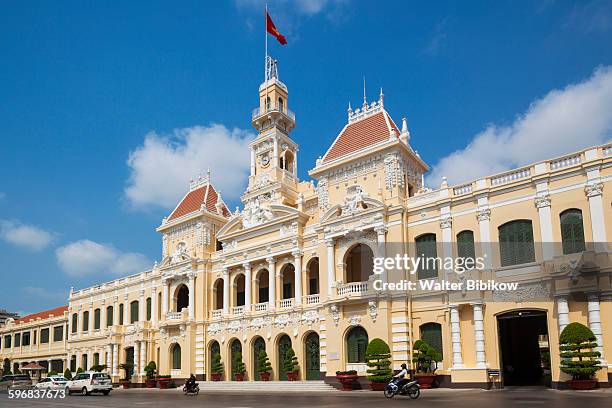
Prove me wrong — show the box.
[257,350,272,374]
[232,352,246,375]
[559,322,601,380]
[211,353,223,375]
[366,338,393,383]
[144,361,157,379]
[412,339,442,374]
[63,369,72,380]
[283,347,299,374]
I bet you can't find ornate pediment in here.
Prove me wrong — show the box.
[216,202,301,239]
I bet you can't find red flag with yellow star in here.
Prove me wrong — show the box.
[266,12,287,45]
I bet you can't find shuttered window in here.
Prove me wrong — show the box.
[41,328,50,343]
[457,230,476,260]
[71,314,77,333]
[498,220,535,267]
[106,306,113,327]
[172,345,181,369]
[82,311,89,332]
[146,298,152,321]
[420,323,443,358]
[53,326,63,342]
[94,309,101,330]
[346,326,368,363]
[560,209,586,255]
[130,301,139,324]
[416,234,438,279]
[119,304,124,325]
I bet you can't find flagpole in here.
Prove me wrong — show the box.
[264,3,268,81]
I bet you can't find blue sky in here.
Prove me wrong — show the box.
[1,0,611,314]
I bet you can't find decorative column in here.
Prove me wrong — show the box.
[161,278,169,318]
[449,305,463,368]
[476,207,493,269]
[375,225,388,283]
[472,303,486,368]
[267,257,276,309]
[113,297,118,327]
[585,183,607,252]
[243,263,252,312]
[123,294,129,325]
[292,250,302,305]
[440,214,453,279]
[100,302,106,329]
[139,341,146,375]
[587,293,605,361]
[139,289,145,322]
[134,341,140,375]
[112,344,119,376]
[151,286,157,325]
[87,349,92,370]
[534,194,554,260]
[325,238,335,298]
[555,295,570,334]
[88,303,93,335]
[106,345,112,371]
[273,138,279,167]
[250,149,256,176]
[188,272,195,320]
[223,268,230,315]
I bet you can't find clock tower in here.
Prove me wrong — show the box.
[243,57,299,206]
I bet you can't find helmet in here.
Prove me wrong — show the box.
[401,363,407,369]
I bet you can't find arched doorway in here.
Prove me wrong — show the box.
[252,337,266,380]
[346,326,368,368]
[209,341,221,380]
[497,310,550,387]
[304,332,320,380]
[213,279,224,310]
[230,339,242,381]
[277,334,292,381]
[175,284,189,312]
[345,244,374,282]
[124,347,135,379]
[170,343,181,370]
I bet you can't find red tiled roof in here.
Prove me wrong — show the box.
[16,306,67,324]
[168,183,230,221]
[322,111,399,163]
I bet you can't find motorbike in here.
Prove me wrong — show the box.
[183,383,199,396]
[384,378,420,399]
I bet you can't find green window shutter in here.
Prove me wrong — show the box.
[41,328,50,343]
[94,309,100,330]
[106,306,113,326]
[119,304,124,325]
[561,209,586,255]
[53,326,63,342]
[71,314,78,333]
[82,312,89,332]
[346,327,368,363]
[457,230,475,260]
[172,345,181,369]
[130,301,139,324]
[416,234,438,279]
[499,220,534,266]
[420,323,443,359]
[146,298,152,321]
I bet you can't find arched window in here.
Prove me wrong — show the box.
[278,97,284,112]
[130,301,139,324]
[171,344,181,369]
[560,209,586,255]
[420,323,443,358]
[94,309,100,330]
[106,306,113,327]
[345,244,374,283]
[457,230,476,260]
[256,269,269,303]
[146,297,152,321]
[213,279,224,310]
[176,285,189,311]
[415,233,438,279]
[307,258,320,295]
[499,220,535,266]
[119,304,124,325]
[234,274,246,306]
[281,264,295,299]
[71,314,77,333]
[346,326,368,363]
[265,96,271,111]
[82,311,89,332]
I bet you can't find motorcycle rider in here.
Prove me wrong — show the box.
[185,373,197,392]
[393,363,410,389]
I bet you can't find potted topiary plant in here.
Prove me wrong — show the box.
[335,370,358,391]
[559,322,602,390]
[283,347,299,381]
[211,353,223,381]
[366,338,393,391]
[118,363,134,389]
[144,361,157,388]
[63,368,72,381]
[233,352,246,381]
[257,350,272,381]
[157,374,171,389]
[412,340,442,389]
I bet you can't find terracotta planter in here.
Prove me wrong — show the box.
[260,372,271,381]
[336,374,358,391]
[286,372,299,381]
[121,381,131,389]
[370,382,387,391]
[568,379,597,390]
[415,374,437,389]
[234,373,245,381]
[158,378,170,389]
[211,373,222,381]
[145,379,157,388]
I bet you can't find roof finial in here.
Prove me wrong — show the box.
[379,87,384,106]
[362,76,368,109]
[205,168,211,184]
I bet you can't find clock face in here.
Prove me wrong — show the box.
[260,154,270,166]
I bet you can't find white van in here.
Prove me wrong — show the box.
[66,372,112,396]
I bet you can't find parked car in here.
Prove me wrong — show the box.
[66,372,112,396]
[35,376,68,390]
[0,375,32,390]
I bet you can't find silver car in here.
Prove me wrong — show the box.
[34,376,68,390]
[0,375,32,390]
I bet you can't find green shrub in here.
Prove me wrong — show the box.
[118,363,133,380]
[63,369,72,380]
[76,367,83,374]
[90,364,107,372]
[336,370,357,375]
[211,353,223,375]
[2,359,11,375]
[559,322,601,380]
[412,339,442,374]
[257,350,272,374]
[283,347,299,374]
[366,338,393,383]
[144,361,157,379]
[232,352,246,375]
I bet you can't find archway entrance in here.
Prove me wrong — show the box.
[497,310,550,387]
[175,285,189,312]
[252,337,266,380]
[230,339,242,381]
[209,341,221,380]
[124,347,135,379]
[277,335,292,381]
[304,332,320,380]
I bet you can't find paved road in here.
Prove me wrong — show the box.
[0,387,610,408]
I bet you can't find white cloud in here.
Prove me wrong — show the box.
[235,0,339,16]
[426,66,612,186]
[124,124,254,211]
[55,240,150,277]
[21,287,68,303]
[0,219,54,251]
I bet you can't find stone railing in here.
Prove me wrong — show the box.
[252,104,296,122]
[337,281,368,296]
[491,167,531,186]
[305,294,320,305]
[231,306,245,316]
[452,183,472,196]
[166,311,182,321]
[210,310,222,319]
[278,298,294,309]
[550,153,581,170]
[254,302,268,312]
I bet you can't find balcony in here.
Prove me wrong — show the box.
[231,306,245,316]
[337,281,369,296]
[254,302,268,312]
[252,105,295,122]
[210,310,222,319]
[278,298,294,309]
[166,311,182,321]
[304,294,320,305]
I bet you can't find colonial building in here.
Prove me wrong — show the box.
[1,58,611,388]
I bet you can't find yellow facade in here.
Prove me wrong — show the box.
[1,65,611,389]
